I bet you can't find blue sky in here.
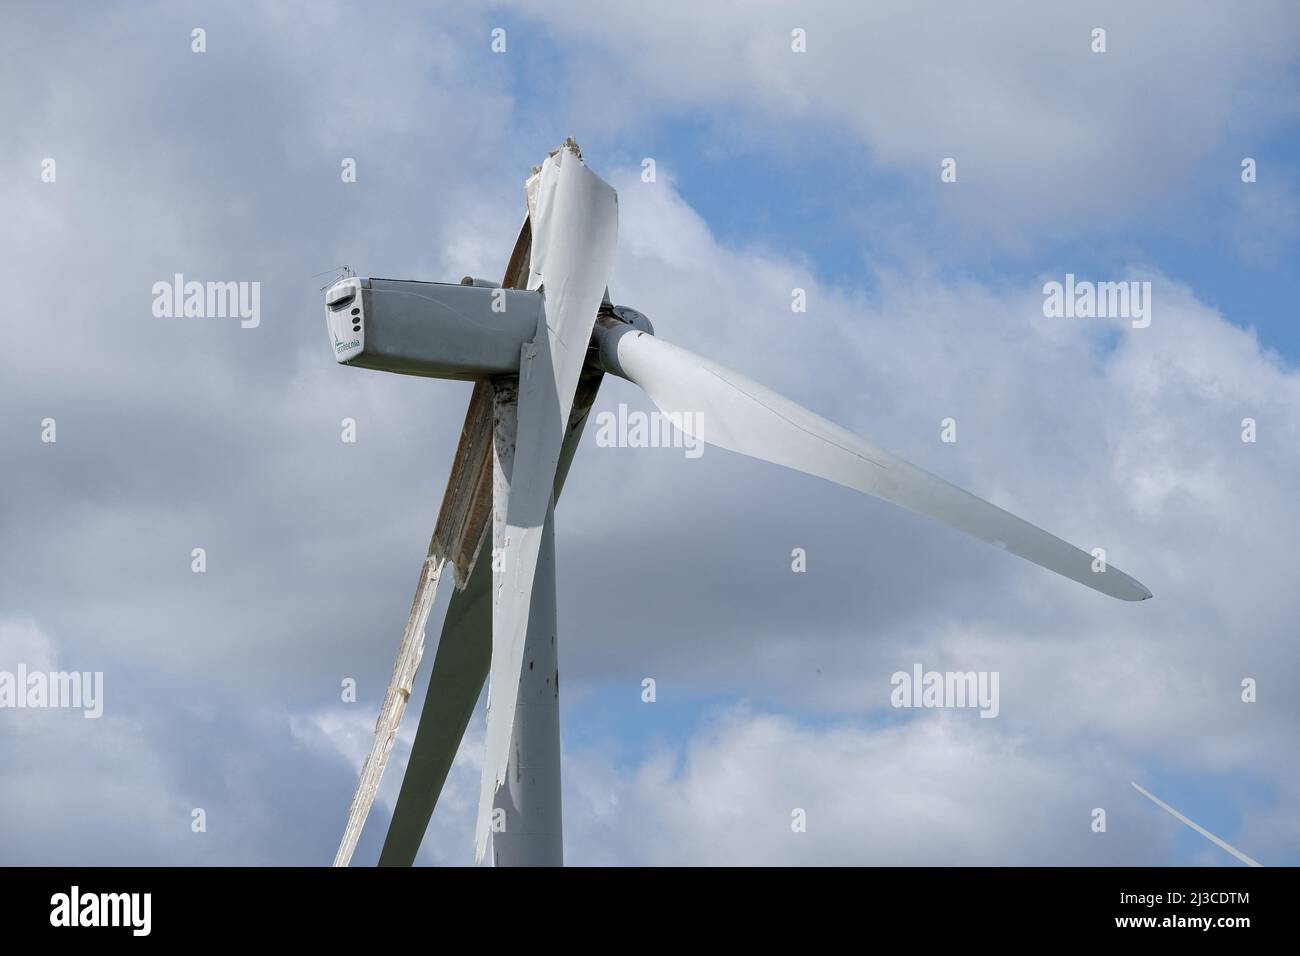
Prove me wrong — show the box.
[472,4,1300,352]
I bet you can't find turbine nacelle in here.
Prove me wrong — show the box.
[324,276,652,382]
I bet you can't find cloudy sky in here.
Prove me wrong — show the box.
[3,1,1298,866]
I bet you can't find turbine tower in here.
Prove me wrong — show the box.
[327,140,1151,868]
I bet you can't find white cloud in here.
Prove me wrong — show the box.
[0,619,191,863]
[514,0,1300,243]
[563,707,1167,865]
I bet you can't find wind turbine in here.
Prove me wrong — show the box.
[327,140,1152,868]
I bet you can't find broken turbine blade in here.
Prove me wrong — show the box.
[332,554,446,867]
[378,545,492,866]
[332,385,498,867]
[474,144,618,864]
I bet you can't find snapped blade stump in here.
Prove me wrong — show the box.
[332,386,495,867]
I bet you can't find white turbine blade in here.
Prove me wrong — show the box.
[334,382,498,867]
[604,328,1151,601]
[333,555,445,867]
[383,375,602,866]
[1131,782,1262,867]
[378,549,491,866]
[474,145,617,863]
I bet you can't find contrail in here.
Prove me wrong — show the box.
[1132,781,1262,867]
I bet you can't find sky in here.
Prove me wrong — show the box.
[2,0,1299,866]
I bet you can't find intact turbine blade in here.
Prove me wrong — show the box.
[596,325,1151,602]
[474,144,617,863]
